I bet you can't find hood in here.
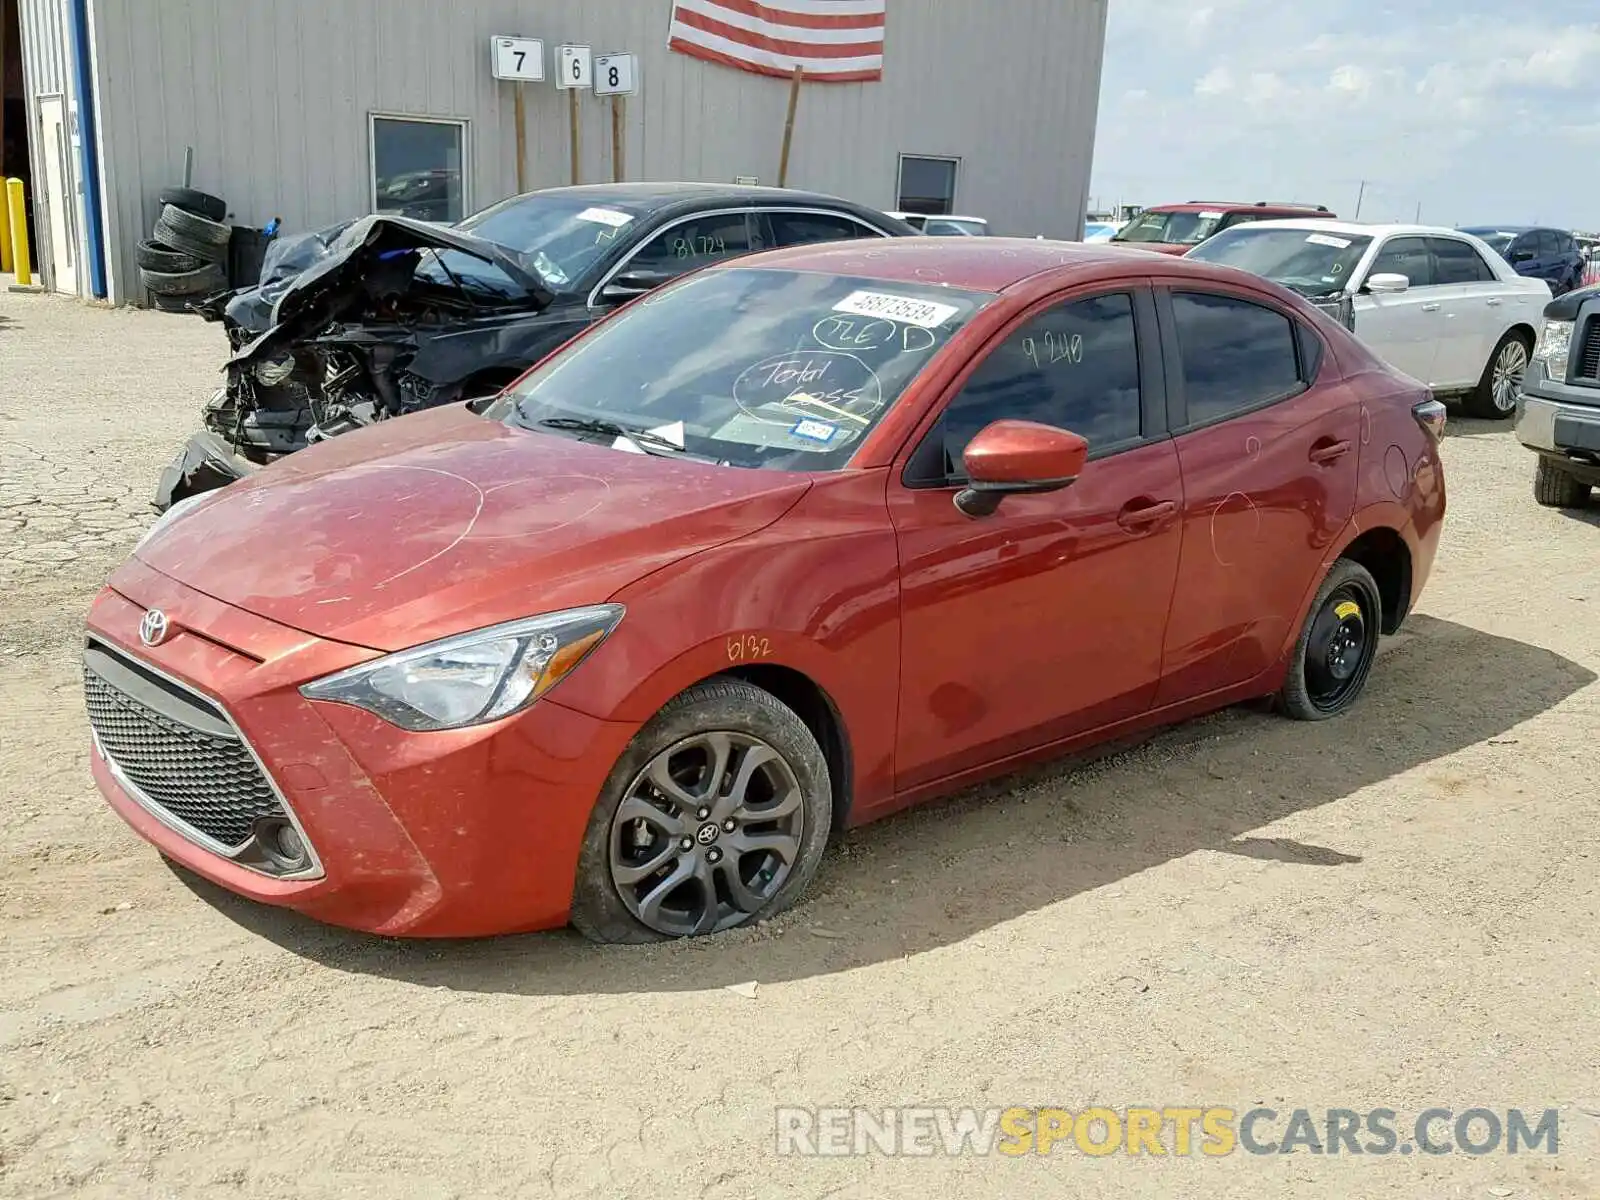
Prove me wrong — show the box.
[1546,282,1600,322]
[229,215,555,366]
[1107,240,1191,256]
[131,406,813,651]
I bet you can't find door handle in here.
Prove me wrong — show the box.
[1308,439,1352,465]
[1117,499,1177,530]
[1420,303,1441,312]
[1485,297,1502,306]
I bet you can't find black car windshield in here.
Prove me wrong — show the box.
[416,194,650,297]
[1187,227,1375,298]
[1112,209,1223,245]
[1463,230,1515,255]
[489,267,995,471]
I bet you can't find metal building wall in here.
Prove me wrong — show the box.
[89,0,1107,306]
[16,0,71,290]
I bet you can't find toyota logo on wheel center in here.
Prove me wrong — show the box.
[138,608,170,647]
[695,823,720,846]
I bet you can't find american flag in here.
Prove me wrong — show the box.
[668,0,887,83]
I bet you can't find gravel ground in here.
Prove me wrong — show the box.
[1,287,1598,1199]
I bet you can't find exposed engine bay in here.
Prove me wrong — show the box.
[156,215,575,511]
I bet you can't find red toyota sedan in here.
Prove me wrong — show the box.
[84,239,1446,941]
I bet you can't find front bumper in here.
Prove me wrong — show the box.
[85,559,638,937]
[1516,376,1600,460]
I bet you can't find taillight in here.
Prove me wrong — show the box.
[1412,397,1447,441]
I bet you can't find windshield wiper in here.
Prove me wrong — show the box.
[532,416,686,456]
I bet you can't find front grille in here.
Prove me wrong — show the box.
[1577,319,1600,381]
[83,643,287,850]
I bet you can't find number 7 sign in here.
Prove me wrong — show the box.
[490,36,544,82]
[594,54,639,96]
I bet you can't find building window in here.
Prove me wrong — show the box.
[897,155,958,216]
[370,115,467,224]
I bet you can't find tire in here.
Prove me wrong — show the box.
[150,293,195,314]
[158,202,231,247]
[1278,558,1383,721]
[141,263,228,297]
[157,185,226,223]
[1533,457,1592,509]
[570,679,833,943]
[1462,329,1532,420]
[136,239,203,273]
[153,212,228,264]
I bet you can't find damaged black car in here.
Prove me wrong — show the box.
[156,183,916,510]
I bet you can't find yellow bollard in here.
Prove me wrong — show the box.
[0,185,11,273]
[6,178,33,286]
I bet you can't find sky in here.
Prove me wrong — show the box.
[1089,0,1600,230]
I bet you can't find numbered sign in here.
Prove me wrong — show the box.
[490,36,544,82]
[593,53,638,96]
[557,44,593,89]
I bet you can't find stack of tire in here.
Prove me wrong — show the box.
[138,186,231,312]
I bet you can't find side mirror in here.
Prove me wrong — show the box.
[1510,248,1535,264]
[955,419,1089,518]
[1366,272,1410,294]
[599,269,673,305]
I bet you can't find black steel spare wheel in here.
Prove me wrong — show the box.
[1278,558,1382,721]
[571,679,832,943]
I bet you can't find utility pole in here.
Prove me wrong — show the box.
[1414,201,1422,224]
[1353,180,1367,221]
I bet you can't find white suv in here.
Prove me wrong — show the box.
[1188,221,1551,418]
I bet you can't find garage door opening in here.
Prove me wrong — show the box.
[1,0,39,272]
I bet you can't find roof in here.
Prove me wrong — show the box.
[1213,219,1492,239]
[516,181,868,211]
[1460,224,1536,234]
[722,236,1220,293]
[1147,201,1331,214]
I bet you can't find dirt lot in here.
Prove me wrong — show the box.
[1,288,1597,1199]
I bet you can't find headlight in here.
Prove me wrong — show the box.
[1534,320,1573,382]
[253,354,297,386]
[135,491,213,554]
[300,605,624,732]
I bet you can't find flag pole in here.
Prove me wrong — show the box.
[777,65,802,187]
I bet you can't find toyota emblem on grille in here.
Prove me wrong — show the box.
[139,608,170,647]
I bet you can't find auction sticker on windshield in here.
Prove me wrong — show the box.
[832,290,960,329]
[1305,233,1353,249]
[576,207,633,228]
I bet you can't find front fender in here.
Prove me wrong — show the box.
[549,471,902,813]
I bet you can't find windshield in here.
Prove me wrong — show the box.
[1464,230,1515,255]
[415,194,648,297]
[488,268,995,471]
[925,219,987,237]
[1187,227,1375,298]
[1112,209,1224,245]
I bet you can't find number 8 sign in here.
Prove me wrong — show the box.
[593,53,638,96]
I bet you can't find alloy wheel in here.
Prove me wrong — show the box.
[1491,340,1528,413]
[608,731,806,937]
[1302,583,1378,714]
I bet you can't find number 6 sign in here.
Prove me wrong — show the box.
[594,54,639,96]
[557,44,593,90]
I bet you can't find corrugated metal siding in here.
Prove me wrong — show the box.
[89,0,1106,305]
[16,0,72,291]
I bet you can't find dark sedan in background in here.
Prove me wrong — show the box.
[1463,226,1586,296]
[157,184,917,510]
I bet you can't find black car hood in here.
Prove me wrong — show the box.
[227,214,556,367]
[1546,282,1600,322]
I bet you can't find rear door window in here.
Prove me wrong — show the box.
[1170,292,1305,426]
[763,211,880,247]
[1428,237,1496,284]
